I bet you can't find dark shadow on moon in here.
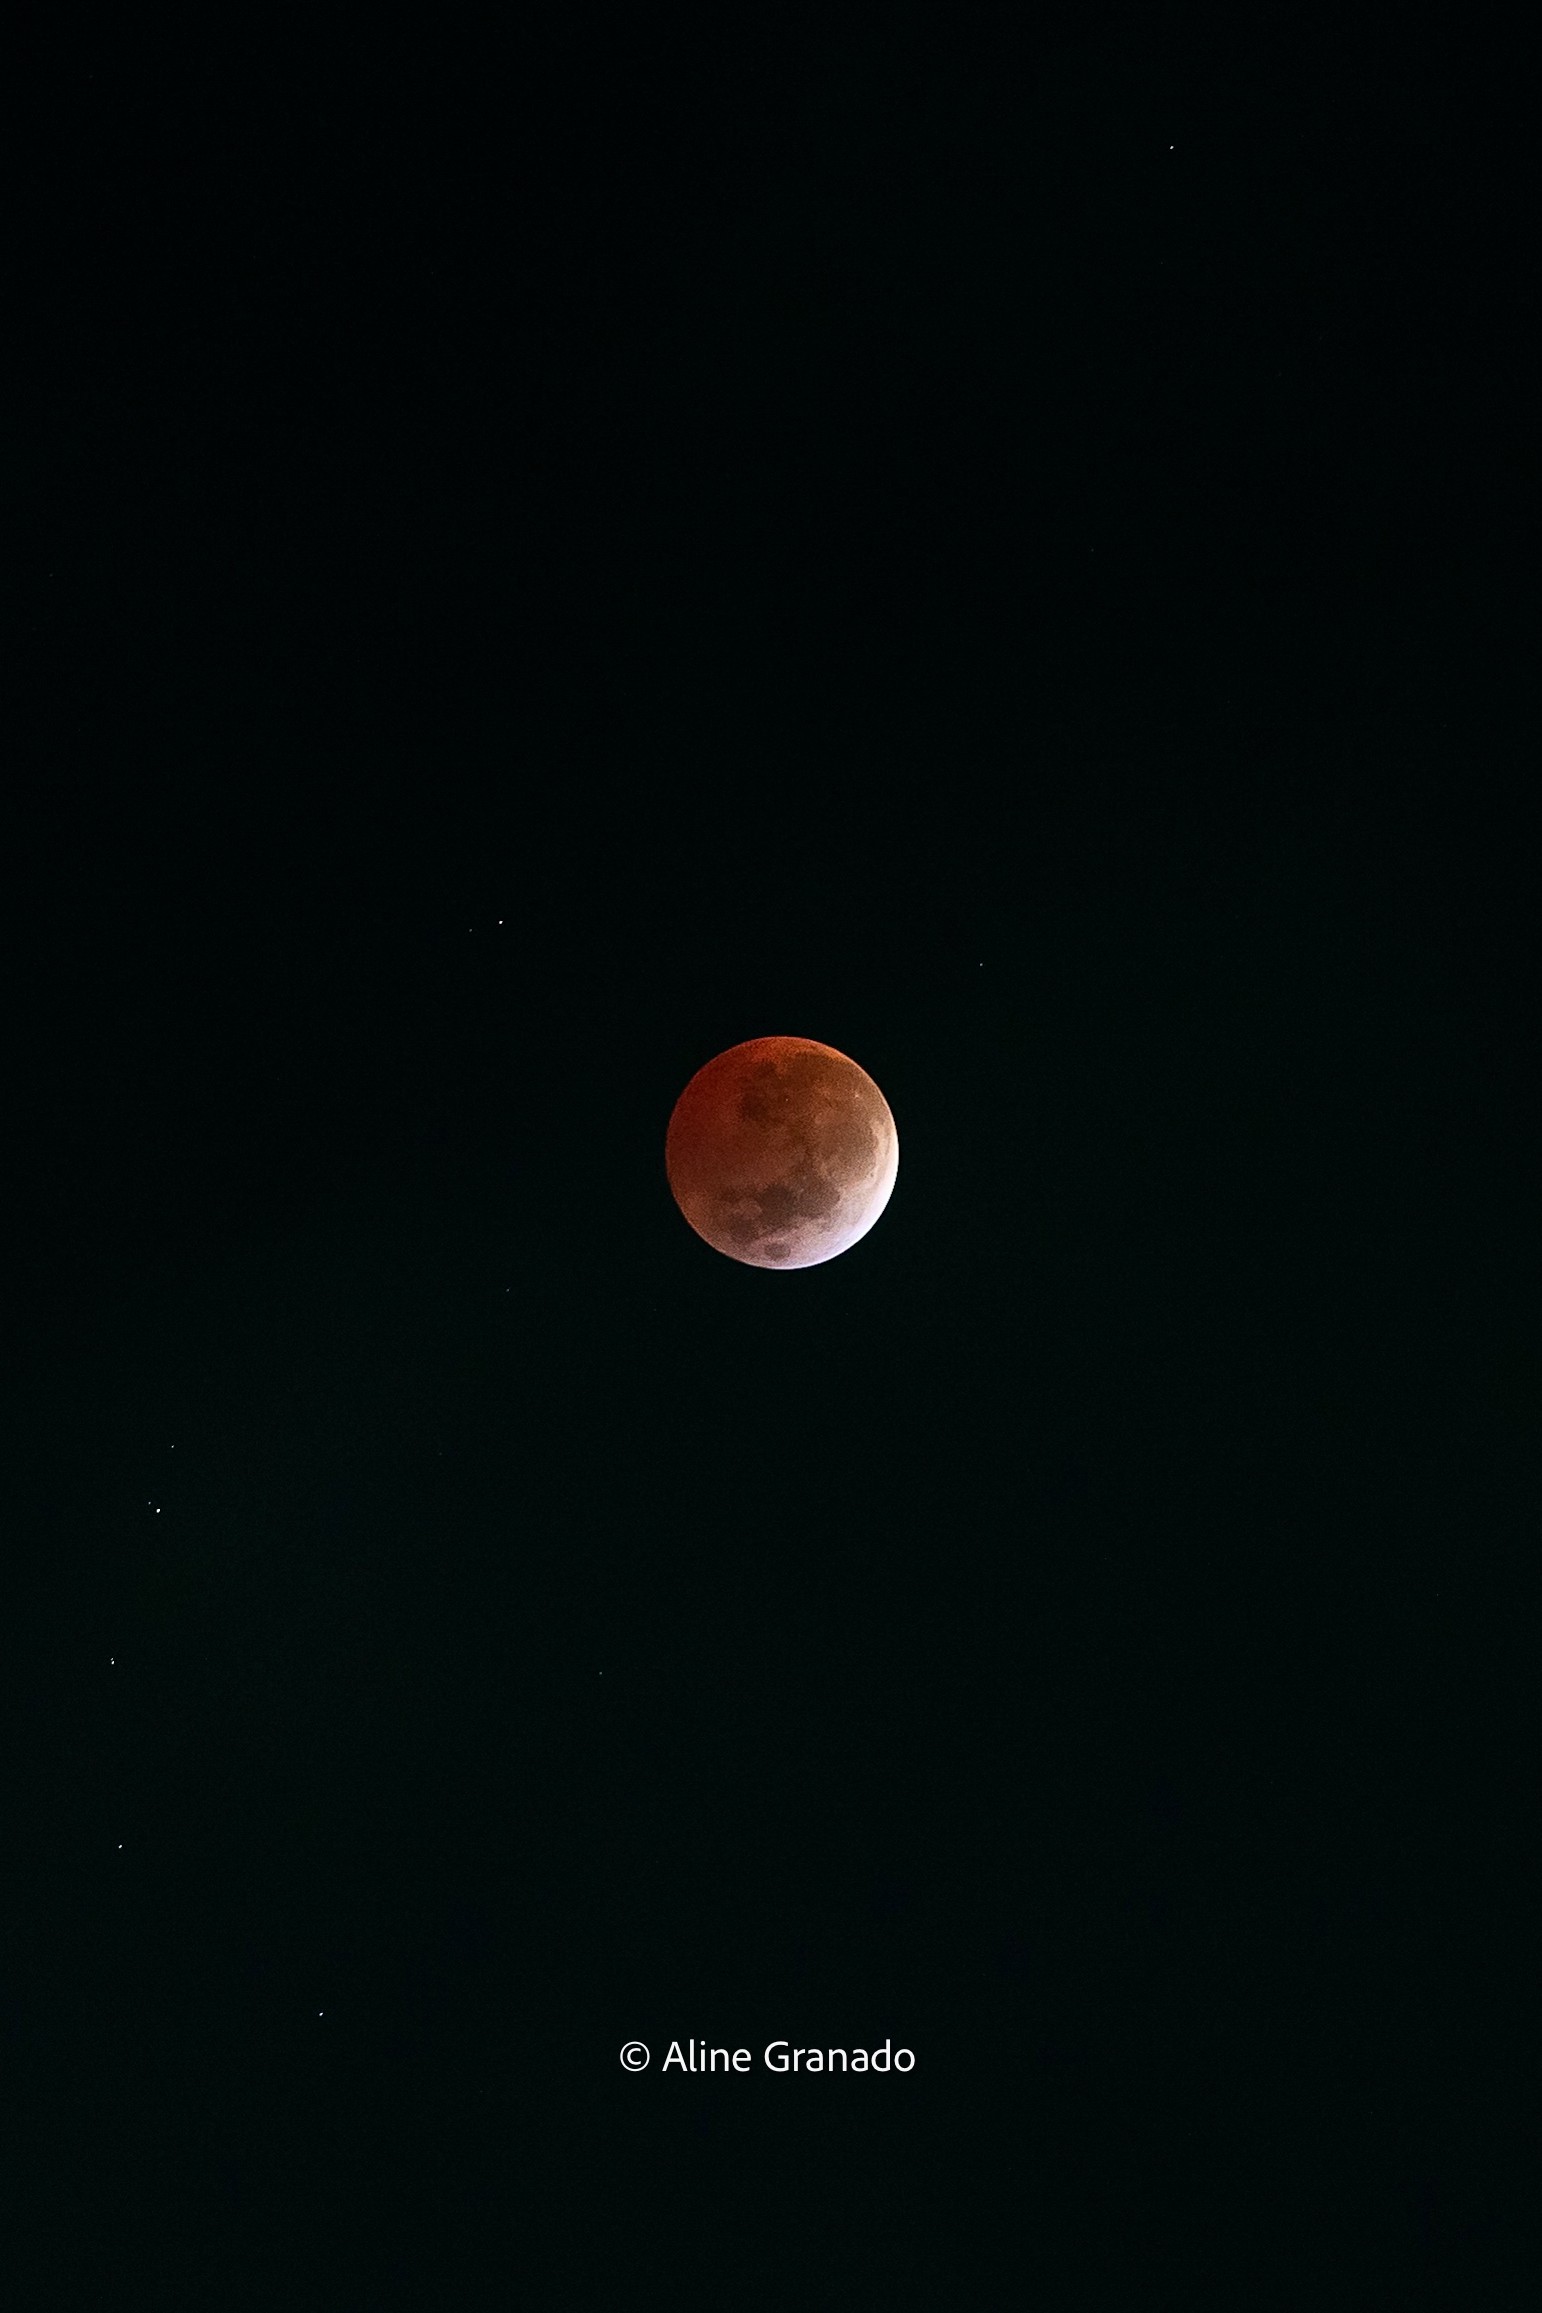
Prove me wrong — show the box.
[718,1155,859,1250]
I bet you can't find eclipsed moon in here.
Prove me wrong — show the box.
[665,1036,898,1270]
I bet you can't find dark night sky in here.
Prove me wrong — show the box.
[10,12,1533,2304]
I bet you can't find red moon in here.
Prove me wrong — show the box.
[665,1036,899,1270]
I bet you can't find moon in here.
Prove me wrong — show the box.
[665,1036,899,1269]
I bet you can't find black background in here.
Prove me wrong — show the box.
[11,11,1532,2303]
